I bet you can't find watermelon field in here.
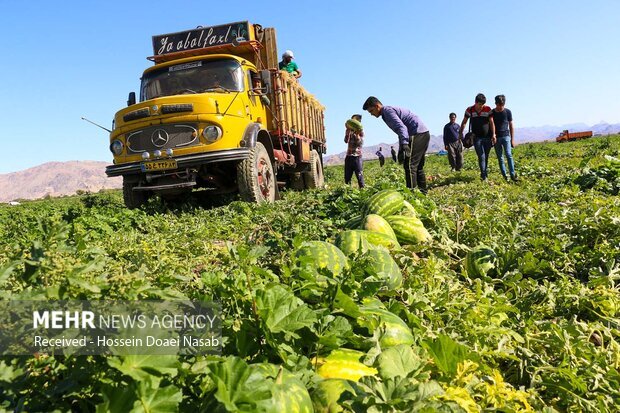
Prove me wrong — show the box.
[1,136,619,412]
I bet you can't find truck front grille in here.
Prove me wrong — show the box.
[126,123,199,153]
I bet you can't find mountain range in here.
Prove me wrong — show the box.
[1,122,618,202]
[0,161,121,203]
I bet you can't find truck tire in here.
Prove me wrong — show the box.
[303,149,324,189]
[123,178,149,209]
[237,142,276,203]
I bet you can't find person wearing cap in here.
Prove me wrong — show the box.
[363,96,430,194]
[279,50,302,79]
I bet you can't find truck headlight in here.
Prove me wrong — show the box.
[110,140,124,155]
[203,125,223,142]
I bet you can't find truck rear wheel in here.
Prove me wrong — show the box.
[237,142,276,203]
[123,178,149,209]
[303,149,324,189]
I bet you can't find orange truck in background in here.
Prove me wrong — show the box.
[556,130,593,143]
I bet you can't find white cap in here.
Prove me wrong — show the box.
[282,50,294,59]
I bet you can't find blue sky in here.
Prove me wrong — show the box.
[1,0,619,173]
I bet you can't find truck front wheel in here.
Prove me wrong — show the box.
[303,149,324,189]
[237,142,276,203]
[123,177,149,209]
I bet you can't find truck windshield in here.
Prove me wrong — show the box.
[140,59,244,101]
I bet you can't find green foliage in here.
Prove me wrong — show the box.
[0,136,619,411]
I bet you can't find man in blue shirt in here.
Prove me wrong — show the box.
[363,96,430,193]
[443,112,463,171]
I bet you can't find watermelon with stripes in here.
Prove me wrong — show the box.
[343,214,363,229]
[345,118,363,132]
[362,214,397,240]
[465,245,497,279]
[364,248,402,290]
[363,190,405,218]
[252,364,314,413]
[295,241,349,277]
[384,215,431,244]
[358,299,415,348]
[335,230,400,256]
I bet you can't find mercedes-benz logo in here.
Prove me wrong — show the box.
[151,129,169,147]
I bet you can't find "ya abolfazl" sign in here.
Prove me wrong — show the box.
[152,21,251,56]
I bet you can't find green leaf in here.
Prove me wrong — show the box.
[0,260,19,287]
[377,345,423,380]
[256,284,317,334]
[422,335,474,377]
[207,357,272,411]
[132,381,183,413]
[96,380,183,413]
[333,287,361,318]
[107,355,178,382]
[317,315,353,348]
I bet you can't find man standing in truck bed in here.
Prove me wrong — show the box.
[279,50,302,79]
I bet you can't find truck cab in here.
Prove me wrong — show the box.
[106,22,326,208]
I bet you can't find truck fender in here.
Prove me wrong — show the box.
[242,123,275,164]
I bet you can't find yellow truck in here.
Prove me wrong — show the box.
[106,21,326,208]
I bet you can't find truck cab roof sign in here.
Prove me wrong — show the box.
[152,22,251,57]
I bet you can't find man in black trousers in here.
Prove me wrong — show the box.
[363,96,431,193]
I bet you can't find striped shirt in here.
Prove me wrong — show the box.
[464,105,492,138]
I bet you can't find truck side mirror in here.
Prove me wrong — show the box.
[127,92,136,106]
[259,70,272,94]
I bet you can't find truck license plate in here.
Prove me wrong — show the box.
[141,159,178,172]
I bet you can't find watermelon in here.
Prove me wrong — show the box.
[345,118,363,132]
[400,200,419,217]
[363,190,405,218]
[364,248,402,290]
[295,241,349,276]
[311,378,354,413]
[335,230,400,256]
[358,299,414,348]
[343,214,363,229]
[465,245,497,279]
[252,364,314,413]
[315,349,377,381]
[384,215,431,244]
[362,214,397,240]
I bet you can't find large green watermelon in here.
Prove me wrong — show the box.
[384,215,431,244]
[364,248,402,290]
[343,214,363,229]
[295,241,349,276]
[465,245,497,279]
[363,190,405,218]
[400,200,419,217]
[311,378,354,413]
[345,118,363,132]
[362,214,397,240]
[252,364,314,413]
[335,230,400,256]
[358,299,414,348]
